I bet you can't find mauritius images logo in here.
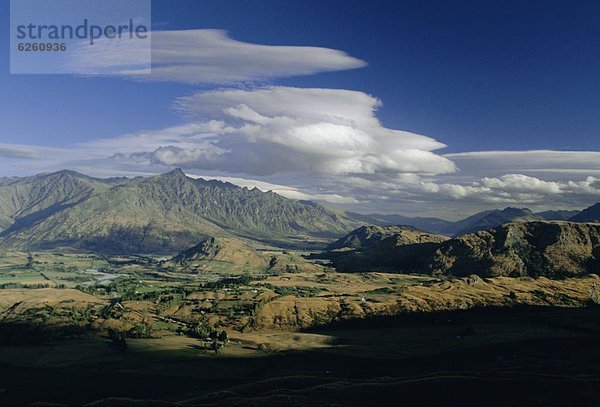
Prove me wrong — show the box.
[10,0,151,75]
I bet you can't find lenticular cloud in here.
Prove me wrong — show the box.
[160,86,456,178]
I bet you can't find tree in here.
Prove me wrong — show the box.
[189,323,211,339]
[218,330,229,344]
[26,253,34,269]
[129,324,152,339]
[209,329,218,341]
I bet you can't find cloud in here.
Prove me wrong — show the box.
[164,86,455,177]
[60,87,453,182]
[409,174,600,210]
[70,29,367,83]
[0,144,43,159]
[445,150,600,180]
[480,174,562,194]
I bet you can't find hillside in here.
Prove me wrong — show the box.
[332,221,600,277]
[331,226,449,273]
[537,209,581,221]
[348,207,546,236]
[0,169,359,253]
[427,221,600,278]
[571,203,600,222]
[163,236,323,274]
[345,212,453,235]
[0,170,121,233]
[451,207,542,236]
[327,225,447,251]
[163,236,271,272]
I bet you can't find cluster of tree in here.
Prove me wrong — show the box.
[0,282,51,289]
[204,274,264,290]
[258,283,321,298]
[187,324,229,354]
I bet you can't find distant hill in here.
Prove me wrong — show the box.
[0,170,123,233]
[328,225,448,251]
[570,203,600,223]
[451,207,543,236]
[333,221,600,278]
[345,212,453,235]
[537,210,581,221]
[0,169,360,253]
[350,207,545,236]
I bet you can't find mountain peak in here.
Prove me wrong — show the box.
[452,206,542,236]
[163,168,187,178]
[500,207,534,215]
[44,169,88,179]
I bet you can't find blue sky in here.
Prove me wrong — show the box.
[1,0,599,217]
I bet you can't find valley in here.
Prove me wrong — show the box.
[1,241,600,405]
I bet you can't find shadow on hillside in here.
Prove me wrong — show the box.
[1,305,600,406]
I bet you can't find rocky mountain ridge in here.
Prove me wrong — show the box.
[332,221,600,278]
[0,169,359,253]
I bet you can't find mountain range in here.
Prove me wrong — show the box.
[348,205,596,236]
[0,169,359,253]
[0,169,597,254]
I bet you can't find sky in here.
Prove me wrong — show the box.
[0,0,599,219]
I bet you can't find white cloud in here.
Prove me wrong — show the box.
[445,150,600,180]
[165,86,455,176]
[480,174,562,194]
[70,29,367,83]
[408,174,600,209]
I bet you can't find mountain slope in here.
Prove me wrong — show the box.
[427,221,600,278]
[333,221,600,278]
[163,236,323,274]
[452,207,542,236]
[331,226,449,272]
[0,170,120,234]
[328,225,448,251]
[537,210,581,221]
[0,169,360,253]
[570,203,600,222]
[345,212,453,235]
[346,207,544,236]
